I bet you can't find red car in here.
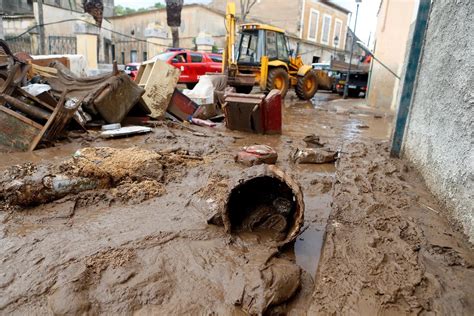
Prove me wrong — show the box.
[154,50,222,89]
[124,62,140,81]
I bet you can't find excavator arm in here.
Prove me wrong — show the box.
[223,2,237,75]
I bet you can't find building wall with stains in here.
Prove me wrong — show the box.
[367,0,417,111]
[109,5,227,64]
[403,1,474,242]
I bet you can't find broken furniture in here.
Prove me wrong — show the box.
[223,89,282,134]
[0,64,79,151]
[43,62,146,124]
[136,58,180,119]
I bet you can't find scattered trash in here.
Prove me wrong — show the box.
[291,148,337,164]
[183,74,215,105]
[100,126,152,138]
[21,84,51,96]
[303,134,326,148]
[235,145,278,166]
[356,124,370,129]
[101,123,121,131]
[190,118,217,127]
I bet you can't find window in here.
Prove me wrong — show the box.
[334,19,343,48]
[266,31,278,60]
[154,52,175,62]
[321,14,332,45]
[121,52,125,65]
[276,33,289,61]
[143,51,148,61]
[130,50,138,63]
[190,53,203,62]
[307,9,319,41]
[210,55,222,62]
[238,30,259,63]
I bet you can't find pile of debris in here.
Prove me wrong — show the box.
[0,38,285,152]
[0,40,155,151]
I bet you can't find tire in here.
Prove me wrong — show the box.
[235,85,254,94]
[186,83,196,90]
[266,67,290,98]
[295,70,318,100]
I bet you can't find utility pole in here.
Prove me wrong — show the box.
[37,0,46,55]
[343,0,361,99]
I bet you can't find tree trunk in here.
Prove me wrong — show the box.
[166,0,184,48]
[171,27,179,48]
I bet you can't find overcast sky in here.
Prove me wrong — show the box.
[114,0,380,46]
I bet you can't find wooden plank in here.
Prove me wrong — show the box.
[0,106,41,151]
[0,106,43,129]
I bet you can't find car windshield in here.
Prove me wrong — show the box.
[124,65,137,71]
[155,52,175,61]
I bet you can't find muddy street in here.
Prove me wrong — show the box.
[0,94,472,315]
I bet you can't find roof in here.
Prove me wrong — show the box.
[240,23,285,34]
[320,1,351,14]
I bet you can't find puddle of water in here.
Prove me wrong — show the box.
[294,192,333,279]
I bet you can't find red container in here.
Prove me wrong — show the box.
[261,89,282,134]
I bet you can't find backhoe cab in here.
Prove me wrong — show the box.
[223,4,318,100]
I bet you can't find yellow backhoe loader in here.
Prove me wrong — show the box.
[222,2,318,100]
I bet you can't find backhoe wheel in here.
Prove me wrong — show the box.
[295,70,318,100]
[267,68,289,98]
[235,85,254,94]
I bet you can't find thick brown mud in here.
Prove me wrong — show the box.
[0,93,472,314]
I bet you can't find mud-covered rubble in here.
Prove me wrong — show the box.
[0,102,472,314]
[310,141,474,314]
[0,146,203,208]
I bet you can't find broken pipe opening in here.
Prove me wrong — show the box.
[221,165,305,247]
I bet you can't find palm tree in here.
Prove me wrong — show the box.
[165,0,184,48]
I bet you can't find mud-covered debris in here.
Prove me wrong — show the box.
[303,134,326,148]
[0,147,201,207]
[235,145,278,166]
[241,257,301,314]
[291,148,337,164]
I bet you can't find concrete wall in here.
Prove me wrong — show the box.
[209,0,302,35]
[368,0,417,111]
[403,1,474,242]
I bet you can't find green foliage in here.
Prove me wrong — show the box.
[114,3,165,16]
